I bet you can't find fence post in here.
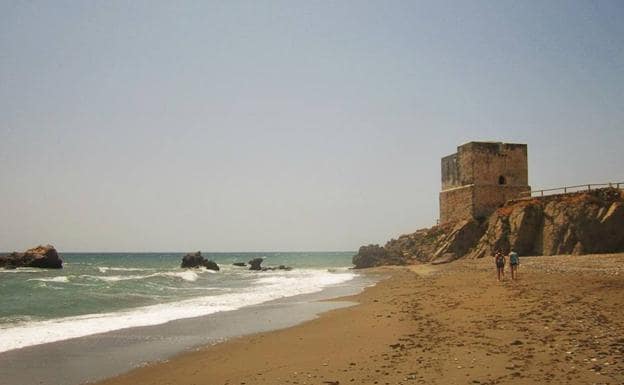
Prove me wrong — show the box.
[564,187,567,193]
[588,184,591,191]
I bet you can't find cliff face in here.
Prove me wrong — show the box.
[353,188,624,268]
[469,188,624,258]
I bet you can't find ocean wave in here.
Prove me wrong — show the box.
[253,269,350,286]
[27,276,69,283]
[0,315,41,325]
[84,274,148,282]
[0,268,45,274]
[0,269,357,353]
[81,269,208,283]
[154,271,200,281]
[97,267,154,273]
[163,286,228,291]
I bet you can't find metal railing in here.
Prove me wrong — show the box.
[519,182,624,198]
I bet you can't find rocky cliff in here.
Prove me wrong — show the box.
[353,188,624,268]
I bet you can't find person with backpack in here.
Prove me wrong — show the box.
[509,250,520,280]
[494,250,505,281]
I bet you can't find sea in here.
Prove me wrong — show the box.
[0,252,359,354]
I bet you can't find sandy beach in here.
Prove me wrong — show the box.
[96,253,624,385]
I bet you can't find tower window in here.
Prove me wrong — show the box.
[498,175,507,185]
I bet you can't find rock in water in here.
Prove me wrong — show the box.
[248,258,264,271]
[180,251,220,271]
[201,259,220,271]
[232,262,247,267]
[0,245,63,269]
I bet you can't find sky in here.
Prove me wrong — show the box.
[1,0,623,252]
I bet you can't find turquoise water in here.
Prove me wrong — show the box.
[0,252,357,353]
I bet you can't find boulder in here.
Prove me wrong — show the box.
[245,258,293,271]
[430,252,456,265]
[352,244,390,269]
[248,258,264,271]
[0,245,63,269]
[180,251,220,271]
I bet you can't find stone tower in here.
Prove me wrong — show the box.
[439,141,530,224]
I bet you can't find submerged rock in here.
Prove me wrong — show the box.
[261,265,293,271]
[0,245,63,269]
[180,251,220,271]
[247,258,293,271]
[232,262,247,267]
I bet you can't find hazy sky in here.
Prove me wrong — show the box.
[1,1,623,252]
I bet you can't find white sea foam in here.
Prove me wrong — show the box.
[0,269,357,353]
[97,267,153,273]
[0,268,44,274]
[27,276,69,283]
[84,274,149,282]
[155,270,200,281]
[82,270,203,282]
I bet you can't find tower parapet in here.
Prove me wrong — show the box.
[439,141,530,224]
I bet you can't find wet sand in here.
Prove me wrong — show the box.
[97,253,624,385]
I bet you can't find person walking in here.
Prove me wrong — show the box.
[509,250,520,280]
[494,250,505,281]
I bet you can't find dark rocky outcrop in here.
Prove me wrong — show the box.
[232,262,247,267]
[248,258,264,271]
[261,265,293,271]
[353,188,624,267]
[247,258,292,271]
[180,251,220,271]
[353,244,394,269]
[383,219,486,265]
[0,245,63,269]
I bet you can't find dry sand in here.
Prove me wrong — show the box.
[97,253,624,385]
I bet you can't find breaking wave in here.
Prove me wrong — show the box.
[0,268,356,353]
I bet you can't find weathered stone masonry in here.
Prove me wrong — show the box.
[439,142,530,224]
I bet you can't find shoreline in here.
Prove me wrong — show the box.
[96,253,623,385]
[0,272,379,385]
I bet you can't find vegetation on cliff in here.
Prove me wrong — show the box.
[353,188,624,268]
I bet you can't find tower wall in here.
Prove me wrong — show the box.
[458,142,528,187]
[441,154,460,190]
[439,141,530,224]
[439,186,474,224]
[472,185,530,219]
